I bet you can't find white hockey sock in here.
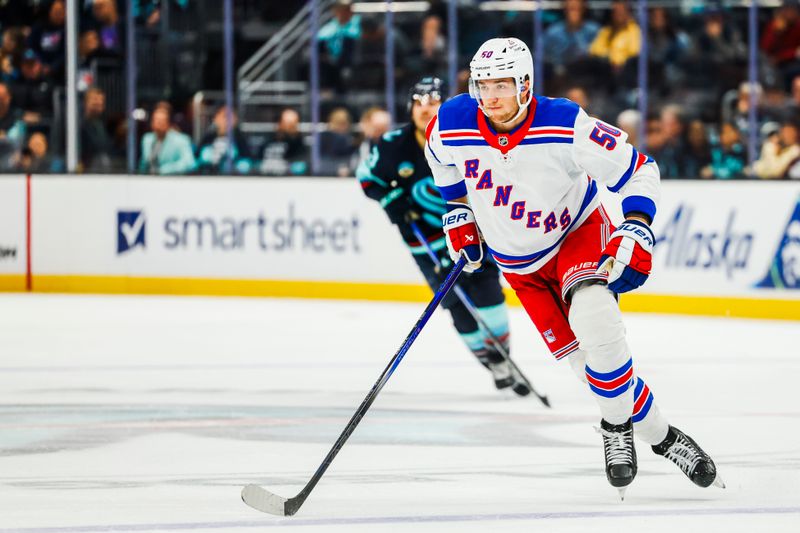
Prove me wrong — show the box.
[568,285,634,425]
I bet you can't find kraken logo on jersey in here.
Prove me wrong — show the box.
[756,197,800,289]
[398,161,415,178]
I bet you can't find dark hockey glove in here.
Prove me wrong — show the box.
[381,190,416,226]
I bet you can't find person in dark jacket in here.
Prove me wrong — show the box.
[80,86,116,172]
[196,106,253,174]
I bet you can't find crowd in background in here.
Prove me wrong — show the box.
[3,0,800,179]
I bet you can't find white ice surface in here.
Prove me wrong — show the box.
[0,293,799,532]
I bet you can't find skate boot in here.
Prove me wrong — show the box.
[597,418,637,499]
[652,426,724,488]
[487,360,531,397]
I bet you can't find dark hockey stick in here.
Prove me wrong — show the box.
[410,222,550,408]
[241,256,467,516]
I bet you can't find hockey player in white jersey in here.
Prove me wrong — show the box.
[424,37,723,496]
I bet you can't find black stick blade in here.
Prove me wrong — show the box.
[241,484,289,516]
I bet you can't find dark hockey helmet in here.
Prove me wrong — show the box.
[407,76,447,114]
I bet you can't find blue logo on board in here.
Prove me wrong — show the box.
[756,198,800,289]
[117,210,146,254]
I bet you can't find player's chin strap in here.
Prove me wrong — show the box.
[501,89,531,125]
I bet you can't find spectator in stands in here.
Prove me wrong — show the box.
[647,7,689,91]
[783,74,800,120]
[14,131,61,173]
[616,108,641,146]
[645,113,666,156]
[134,0,160,27]
[352,16,411,91]
[354,106,391,167]
[318,106,355,177]
[543,0,600,74]
[0,81,26,171]
[261,107,308,176]
[0,81,25,150]
[705,122,746,179]
[565,86,590,112]
[10,49,53,125]
[1,28,24,83]
[589,0,641,72]
[80,86,115,172]
[761,0,800,88]
[79,30,101,66]
[754,119,800,178]
[455,68,470,95]
[139,105,196,175]
[650,104,687,178]
[196,105,253,175]
[317,0,361,93]
[86,0,122,56]
[27,0,66,80]
[683,119,712,178]
[683,7,746,94]
[407,15,448,82]
[725,82,775,149]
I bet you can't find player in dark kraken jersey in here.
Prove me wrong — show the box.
[357,77,529,396]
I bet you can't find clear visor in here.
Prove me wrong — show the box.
[411,92,443,107]
[469,78,521,101]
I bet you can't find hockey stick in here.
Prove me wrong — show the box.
[410,221,550,408]
[241,256,467,516]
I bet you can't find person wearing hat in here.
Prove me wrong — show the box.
[754,119,800,178]
[9,49,53,125]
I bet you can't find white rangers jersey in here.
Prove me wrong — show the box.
[425,93,660,275]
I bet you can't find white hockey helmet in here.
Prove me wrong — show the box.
[468,37,534,123]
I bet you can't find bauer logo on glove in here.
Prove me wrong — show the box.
[442,205,483,273]
[598,219,655,293]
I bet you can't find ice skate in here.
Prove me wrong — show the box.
[652,426,724,488]
[487,360,531,397]
[597,418,637,497]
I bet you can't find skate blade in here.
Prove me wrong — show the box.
[712,474,726,489]
[617,487,627,501]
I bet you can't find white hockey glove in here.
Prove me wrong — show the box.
[598,219,655,293]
